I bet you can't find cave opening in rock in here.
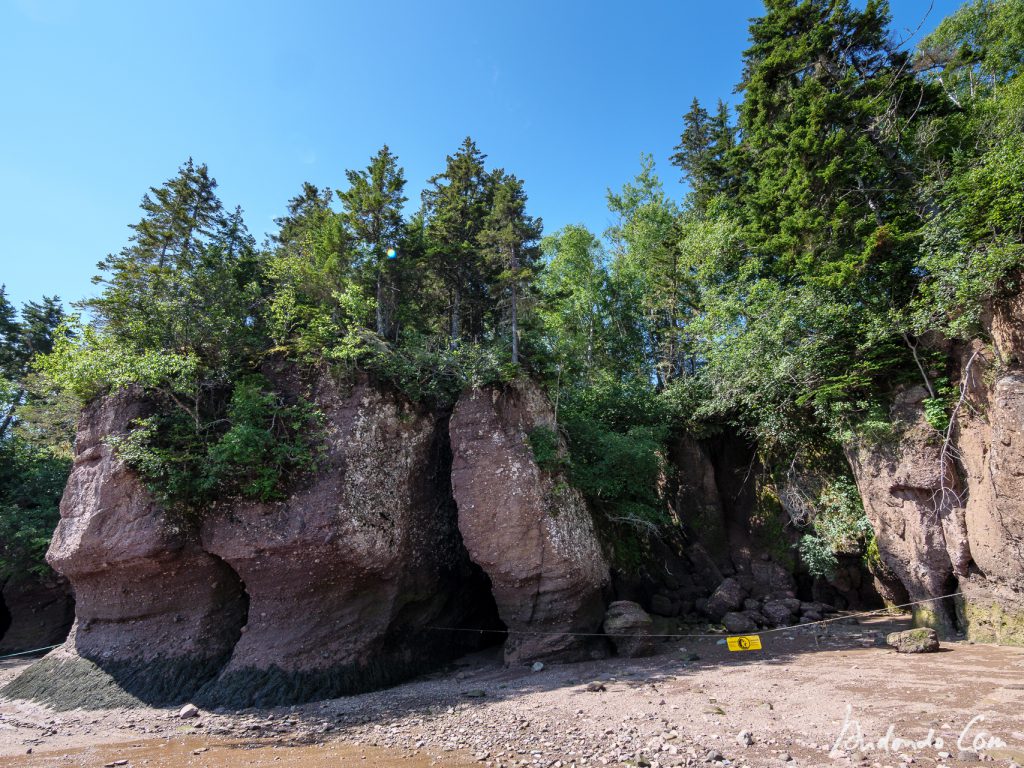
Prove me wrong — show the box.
[461,560,508,651]
[0,581,11,642]
[943,572,964,633]
[210,552,250,661]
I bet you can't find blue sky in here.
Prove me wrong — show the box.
[1,0,960,311]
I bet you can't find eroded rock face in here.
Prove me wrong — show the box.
[0,575,74,655]
[449,381,610,663]
[670,434,804,623]
[37,389,248,704]
[200,375,486,706]
[955,338,1024,644]
[846,387,960,636]
[845,294,1024,645]
[6,376,493,709]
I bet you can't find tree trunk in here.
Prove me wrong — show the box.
[376,272,386,337]
[450,287,461,348]
[511,282,519,364]
[510,245,519,365]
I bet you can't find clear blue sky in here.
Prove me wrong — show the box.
[1,0,960,311]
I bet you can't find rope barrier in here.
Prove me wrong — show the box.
[0,594,962,660]
[426,591,964,640]
[0,644,61,661]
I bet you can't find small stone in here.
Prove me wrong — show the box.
[737,731,753,746]
[178,704,200,719]
[463,689,487,698]
[779,752,793,762]
[531,661,545,672]
[586,681,607,692]
[705,749,724,762]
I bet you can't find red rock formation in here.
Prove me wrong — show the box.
[6,377,494,708]
[449,381,610,663]
[200,375,485,706]
[846,387,961,635]
[954,311,1024,643]
[41,389,248,702]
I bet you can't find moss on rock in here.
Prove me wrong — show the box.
[963,599,1024,646]
[0,653,229,710]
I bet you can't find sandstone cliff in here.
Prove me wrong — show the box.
[5,377,495,708]
[848,295,1024,643]
[4,375,617,707]
[449,381,610,662]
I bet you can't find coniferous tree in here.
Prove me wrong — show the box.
[86,159,224,342]
[671,99,736,212]
[735,0,931,292]
[421,137,492,345]
[0,294,63,441]
[478,172,542,364]
[337,146,408,340]
[272,182,336,252]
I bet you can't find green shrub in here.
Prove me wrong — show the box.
[0,439,68,579]
[113,375,322,517]
[527,426,564,472]
[798,477,875,579]
[799,534,839,579]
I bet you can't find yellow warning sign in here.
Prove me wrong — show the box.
[726,635,762,651]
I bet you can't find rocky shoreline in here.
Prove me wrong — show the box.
[4,616,1024,768]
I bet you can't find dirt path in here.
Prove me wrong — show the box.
[2,616,1023,768]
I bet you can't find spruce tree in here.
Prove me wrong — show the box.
[84,159,261,372]
[734,0,930,294]
[337,146,407,340]
[479,172,542,364]
[671,99,736,211]
[421,137,492,344]
[272,182,335,252]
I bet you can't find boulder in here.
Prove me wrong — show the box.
[742,609,768,627]
[749,560,796,599]
[705,577,746,621]
[779,597,802,614]
[886,627,940,653]
[603,601,655,657]
[650,594,678,617]
[449,380,610,663]
[762,600,794,627]
[721,611,757,633]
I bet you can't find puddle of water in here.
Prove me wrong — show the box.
[0,736,475,768]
